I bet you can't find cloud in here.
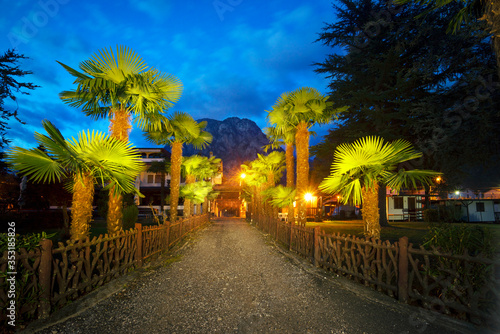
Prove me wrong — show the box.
[127,0,173,21]
[1,0,338,151]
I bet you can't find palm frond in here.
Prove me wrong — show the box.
[5,147,67,183]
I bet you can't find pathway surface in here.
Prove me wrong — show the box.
[29,218,480,334]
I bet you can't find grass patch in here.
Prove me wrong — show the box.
[307,220,500,248]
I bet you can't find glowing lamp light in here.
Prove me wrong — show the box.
[435,176,442,183]
[240,173,246,179]
[304,192,313,202]
[455,190,460,196]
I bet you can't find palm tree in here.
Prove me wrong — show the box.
[144,112,212,222]
[57,45,183,235]
[263,185,297,211]
[319,136,439,238]
[240,161,267,222]
[272,87,347,226]
[180,181,214,214]
[265,92,297,224]
[182,155,205,217]
[182,155,221,216]
[6,120,144,240]
[252,151,286,220]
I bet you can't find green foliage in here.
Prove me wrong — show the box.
[143,112,213,149]
[180,181,213,204]
[319,136,438,205]
[262,186,296,208]
[422,223,496,298]
[0,231,55,252]
[5,120,145,196]
[57,45,183,131]
[122,205,139,230]
[424,223,495,256]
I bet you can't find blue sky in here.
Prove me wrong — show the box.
[3,0,339,150]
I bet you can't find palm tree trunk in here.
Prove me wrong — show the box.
[361,182,381,239]
[286,142,295,225]
[267,171,275,227]
[107,108,132,234]
[378,182,390,227]
[70,173,94,241]
[295,121,309,226]
[160,170,165,213]
[184,175,195,217]
[107,186,123,235]
[203,197,208,214]
[170,141,183,222]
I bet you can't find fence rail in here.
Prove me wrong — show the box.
[0,214,210,325]
[254,217,500,328]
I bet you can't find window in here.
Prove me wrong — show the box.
[155,174,163,184]
[147,174,154,184]
[476,202,485,212]
[394,197,404,209]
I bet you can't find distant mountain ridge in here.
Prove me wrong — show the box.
[182,117,271,179]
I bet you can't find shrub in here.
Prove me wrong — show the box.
[423,223,495,257]
[422,223,496,315]
[122,205,139,231]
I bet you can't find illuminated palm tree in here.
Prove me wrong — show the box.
[182,155,205,217]
[263,185,296,210]
[253,151,286,219]
[319,136,438,238]
[180,181,214,214]
[265,92,297,224]
[273,87,346,226]
[58,45,183,235]
[144,112,212,222]
[182,155,221,215]
[241,161,267,222]
[6,120,144,240]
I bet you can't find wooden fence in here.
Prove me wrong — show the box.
[0,214,210,325]
[255,217,500,328]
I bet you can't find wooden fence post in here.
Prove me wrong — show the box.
[135,223,143,267]
[38,238,52,319]
[276,219,279,241]
[289,223,293,251]
[314,226,320,267]
[166,220,171,249]
[398,236,409,302]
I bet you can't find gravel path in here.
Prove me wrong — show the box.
[31,218,478,334]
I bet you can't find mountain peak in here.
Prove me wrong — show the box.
[183,117,270,179]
